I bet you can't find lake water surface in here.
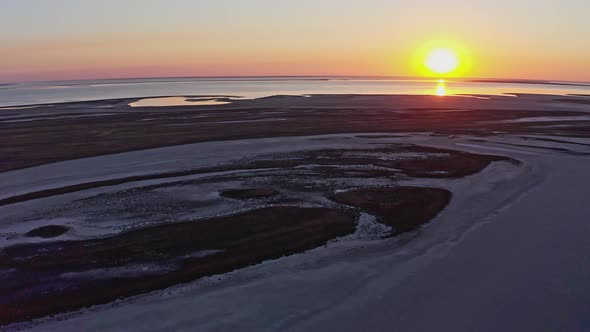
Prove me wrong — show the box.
[1,77,589,107]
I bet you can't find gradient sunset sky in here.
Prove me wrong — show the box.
[2,0,589,83]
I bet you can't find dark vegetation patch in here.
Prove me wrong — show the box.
[292,145,514,178]
[355,134,410,139]
[0,206,358,325]
[490,141,590,155]
[553,98,590,105]
[521,136,590,147]
[392,151,513,178]
[332,186,451,235]
[220,188,278,199]
[551,125,590,138]
[24,225,69,238]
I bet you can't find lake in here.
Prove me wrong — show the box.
[1,76,589,107]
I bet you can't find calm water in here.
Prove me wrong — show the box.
[1,77,589,107]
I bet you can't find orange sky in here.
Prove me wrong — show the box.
[2,1,589,83]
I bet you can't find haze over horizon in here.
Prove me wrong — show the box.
[2,0,589,83]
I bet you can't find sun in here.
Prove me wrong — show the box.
[411,40,471,78]
[425,48,459,75]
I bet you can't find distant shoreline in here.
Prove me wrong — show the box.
[2,75,589,86]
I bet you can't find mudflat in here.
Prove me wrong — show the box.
[2,94,589,172]
[1,93,590,329]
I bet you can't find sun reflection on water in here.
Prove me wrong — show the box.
[435,79,447,96]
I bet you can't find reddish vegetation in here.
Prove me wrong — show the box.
[220,188,278,199]
[332,186,452,234]
[393,150,514,178]
[0,207,357,325]
[295,145,513,179]
[24,225,69,238]
[553,98,590,105]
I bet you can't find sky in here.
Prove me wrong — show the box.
[1,0,589,83]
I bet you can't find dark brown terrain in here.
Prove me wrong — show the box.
[0,207,357,324]
[2,94,589,172]
[333,187,452,234]
[220,188,279,199]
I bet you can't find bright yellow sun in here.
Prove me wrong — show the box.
[411,41,470,78]
[425,48,459,74]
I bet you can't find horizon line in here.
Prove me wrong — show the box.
[2,75,590,86]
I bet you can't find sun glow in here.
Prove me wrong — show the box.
[426,48,459,74]
[412,40,471,78]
